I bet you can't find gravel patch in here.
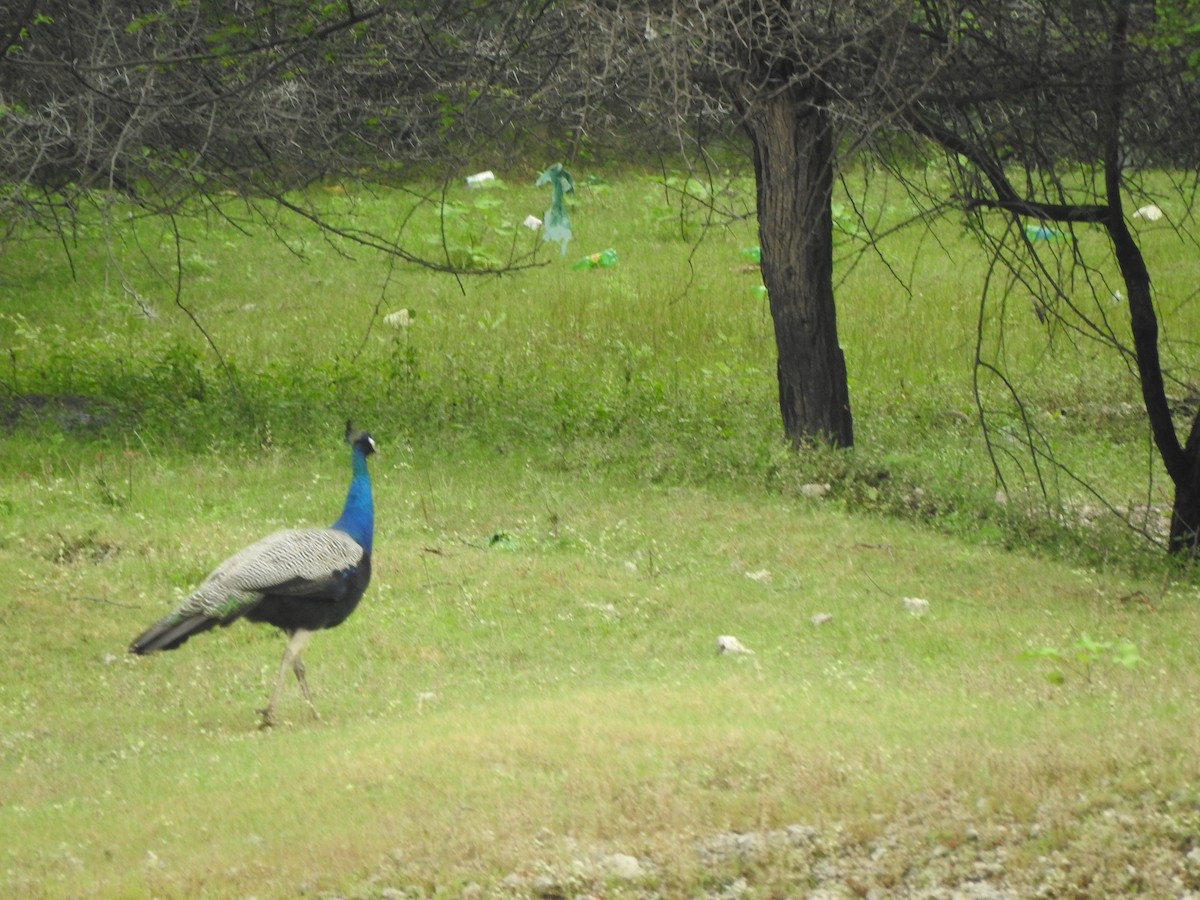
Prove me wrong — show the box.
[359,791,1200,898]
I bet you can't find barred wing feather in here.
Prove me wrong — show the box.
[188,528,365,616]
[129,528,366,654]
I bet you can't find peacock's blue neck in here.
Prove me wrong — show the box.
[331,448,374,551]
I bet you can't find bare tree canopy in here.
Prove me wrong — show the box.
[4,0,1200,557]
[564,0,1200,555]
[0,0,574,269]
[897,0,1200,554]
[564,1,951,448]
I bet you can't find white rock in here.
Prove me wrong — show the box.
[903,596,930,615]
[603,853,643,879]
[799,483,831,498]
[716,635,753,654]
[1133,203,1163,221]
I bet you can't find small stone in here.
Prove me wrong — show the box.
[787,824,819,844]
[800,483,831,498]
[604,853,643,880]
[903,596,930,615]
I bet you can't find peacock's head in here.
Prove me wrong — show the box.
[345,420,378,457]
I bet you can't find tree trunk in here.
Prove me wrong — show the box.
[1109,222,1200,555]
[1106,218,1199,556]
[1100,3,1199,557]
[745,83,853,448]
[1171,413,1200,557]
[1173,484,1200,557]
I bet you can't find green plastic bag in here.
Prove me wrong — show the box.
[536,163,574,255]
[571,248,618,270]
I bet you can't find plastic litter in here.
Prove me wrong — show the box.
[716,635,753,655]
[384,309,412,328]
[535,163,574,254]
[522,214,542,229]
[1024,223,1065,241]
[571,248,618,269]
[739,245,761,263]
[465,170,495,187]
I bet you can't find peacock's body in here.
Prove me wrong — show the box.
[130,422,376,727]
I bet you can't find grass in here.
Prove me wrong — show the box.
[4,447,1200,895]
[2,165,1200,894]
[3,164,1188,540]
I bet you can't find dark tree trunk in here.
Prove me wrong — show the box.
[1100,3,1200,557]
[1106,215,1200,556]
[1173,485,1200,557]
[1171,415,1200,557]
[745,83,853,448]
[1108,220,1200,555]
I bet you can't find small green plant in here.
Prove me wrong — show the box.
[1023,633,1143,684]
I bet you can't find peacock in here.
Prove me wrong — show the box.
[130,421,376,728]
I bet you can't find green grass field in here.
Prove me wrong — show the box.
[2,166,1199,895]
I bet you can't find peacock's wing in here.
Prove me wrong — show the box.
[130,529,366,653]
[186,528,366,616]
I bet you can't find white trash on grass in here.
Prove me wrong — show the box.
[716,635,753,654]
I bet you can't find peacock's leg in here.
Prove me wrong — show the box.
[293,655,319,719]
[258,628,314,728]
